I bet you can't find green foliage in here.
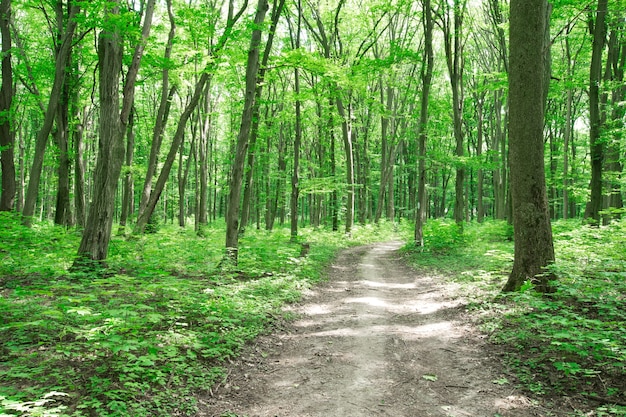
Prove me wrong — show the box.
[406,218,626,414]
[0,218,400,416]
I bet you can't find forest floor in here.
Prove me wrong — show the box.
[198,241,579,417]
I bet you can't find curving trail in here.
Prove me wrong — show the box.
[200,241,549,417]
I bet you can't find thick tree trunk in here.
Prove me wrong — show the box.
[0,0,15,212]
[75,0,155,265]
[225,0,269,262]
[75,14,124,263]
[503,0,555,292]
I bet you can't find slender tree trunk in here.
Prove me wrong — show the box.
[198,90,211,228]
[22,5,80,225]
[441,0,466,228]
[290,0,302,242]
[584,0,608,223]
[118,108,135,233]
[53,1,73,227]
[476,93,485,223]
[137,0,175,221]
[604,25,625,220]
[504,0,555,292]
[335,95,354,234]
[415,0,434,246]
[0,0,15,211]
[239,0,285,235]
[225,0,269,263]
[73,109,86,228]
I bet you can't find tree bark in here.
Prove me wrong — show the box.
[0,0,15,212]
[503,0,555,292]
[75,0,155,265]
[239,0,286,235]
[137,0,176,221]
[415,0,434,246]
[73,108,86,228]
[584,0,608,223]
[336,95,354,234]
[224,0,269,263]
[53,1,73,227]
[22,4,80,225]
[118,107,136,233]
[290,0,302,242]
[440,0,466,228]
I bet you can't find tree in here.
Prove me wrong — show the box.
[225,0,270,263]
[503,0,555,292]
[0,0,14,211]
[75,0,155,265]
[414,0,434,246]
[438,0,467,227]
[21,3,80,225]
[584,0,608,223]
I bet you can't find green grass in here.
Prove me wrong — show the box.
[404,218,626,416]
[0,212,400,417]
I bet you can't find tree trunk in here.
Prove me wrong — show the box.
[335,95,354,234]
[289,0,302,241]
[75,0,155,265]
[240,0,285,235]
[415,0,434,246]
[73,108,86,228]
[604,25,625,221]
[584,0,608,223]
[118,108,135,233]
[503,0,555,292]
[0,0,15,212]
[441,0,466,228]
[198,89,211,228]
[225,0,270,263]
[75,7,124,264]
[22,4,80,225]
[137,0,175,221]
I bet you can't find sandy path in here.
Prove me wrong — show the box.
[199,241,551,417]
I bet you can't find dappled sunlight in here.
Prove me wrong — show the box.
[494,394,535,411]
[343,295,389,309]
[301,303,334,315]
[357,279,416,289]
[298,320,455,340]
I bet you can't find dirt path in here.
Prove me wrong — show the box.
[199,241,554,417]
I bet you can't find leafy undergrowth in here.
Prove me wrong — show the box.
[0,212,400,417]
[404,218,626,416]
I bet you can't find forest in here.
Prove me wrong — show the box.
[0,0,625,415]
